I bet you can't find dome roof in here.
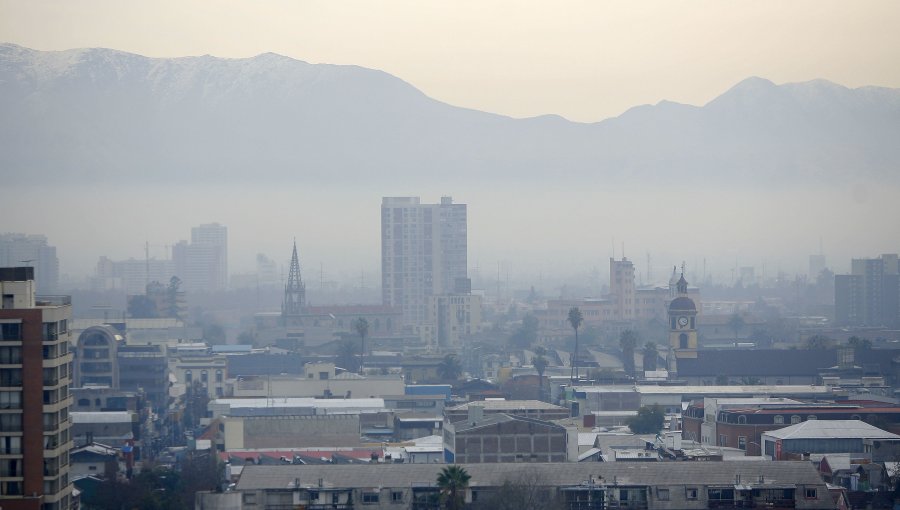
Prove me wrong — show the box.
[669,296,696,312]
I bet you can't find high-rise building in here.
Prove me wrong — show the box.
[381,197,467,326]
[93,256,175,294]
[609,257,635,321]
[173,223,228,292]
[0,234,59,294]
[0,267,73,510]
[835,254,900,327]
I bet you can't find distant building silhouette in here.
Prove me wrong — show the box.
[835,254,899,327]
[0,233,59,293]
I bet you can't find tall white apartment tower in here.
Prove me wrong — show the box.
[381,197,467,326]
[174,223,228,292]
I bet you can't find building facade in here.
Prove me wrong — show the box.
[381,197,467,328]
[835,254,900,327]
[172,223,228,293]
[0,267,73,510]
[0,235,59,294]
[225,461,835,510]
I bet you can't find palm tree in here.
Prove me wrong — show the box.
[532,346,549,401]
[354,317,369,374]
[438,354,462,381]
[437,465,471,510]
[567,307,583,383]
[619,329,638,378]
[641,341,658,372]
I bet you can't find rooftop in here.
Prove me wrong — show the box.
[212,397,385,409]
[236,461,826,491]
[763,420,900,440]
[447,399,567,412]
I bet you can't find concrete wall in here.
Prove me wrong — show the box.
[223,414,361,449]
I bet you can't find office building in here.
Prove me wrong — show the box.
[93,256,175,295]
[0,234,59,294]
[835,254,900,327]
[0,267,73,510]
[173,223,228,292]
[381,197,467,327]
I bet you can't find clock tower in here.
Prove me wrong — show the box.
[668,271,698,360]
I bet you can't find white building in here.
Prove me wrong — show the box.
[173,223,228,292]
[381,197,468,327]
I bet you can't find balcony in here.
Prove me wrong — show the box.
[35,296,71,307]
[708,500,795,509]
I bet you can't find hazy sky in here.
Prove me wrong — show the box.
[2,1,900,122]
[3,1,899,287]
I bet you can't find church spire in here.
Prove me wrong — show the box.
[283,239,306,316]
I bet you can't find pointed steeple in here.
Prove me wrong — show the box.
[282,239,306,316]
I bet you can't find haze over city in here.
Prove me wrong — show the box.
[5,3,900,510]
[3,1,900,285]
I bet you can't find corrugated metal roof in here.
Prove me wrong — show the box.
[763,420,900,440]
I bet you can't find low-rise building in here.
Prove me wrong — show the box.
[762,420,900,460]
[444,399,570,423]
[224,461,834,509]
[443,412,569,464]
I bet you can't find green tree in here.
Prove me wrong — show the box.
[568,307,583,382]
[336,337,360,373]
[532,346,549,401]
[627,405,665,434]
[127,295,158,319]
[805,334,834,349]
[438,354,463,381]
[849,336,873,350]
[354,317,369,374]
[166,276,184,320]
[619,329,639,377]
[641,342,658,372]
[437,465,471,510]
[509,314,539,349]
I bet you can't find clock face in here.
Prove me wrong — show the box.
[678,316,689,327]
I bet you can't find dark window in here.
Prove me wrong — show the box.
[686,488,698,500]
[0,324,21,341]
[805,488,817,499]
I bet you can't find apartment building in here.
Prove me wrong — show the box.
[0,267,73,510]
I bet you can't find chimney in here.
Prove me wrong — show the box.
[469,404,484,426]
[583,414,596,428]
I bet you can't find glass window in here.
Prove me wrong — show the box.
[657,489,669,501]
[0,324,21,341]
[0,391,21,409]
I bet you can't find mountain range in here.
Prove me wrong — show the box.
[2,43,899,189]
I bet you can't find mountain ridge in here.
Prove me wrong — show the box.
[2,43,899,188]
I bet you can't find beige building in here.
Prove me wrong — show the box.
[229,363,404,399]
[222,414,361,449]
[422,293,482,349]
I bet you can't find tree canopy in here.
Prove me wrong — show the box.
[627,405,665,434]
[437,465,471,510]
